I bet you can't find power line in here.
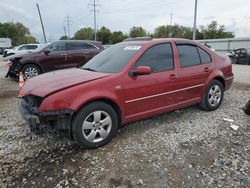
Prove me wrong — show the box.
[89,0,101,41]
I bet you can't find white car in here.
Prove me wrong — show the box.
[3,44,42,57]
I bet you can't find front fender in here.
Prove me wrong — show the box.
[39,84,125,118]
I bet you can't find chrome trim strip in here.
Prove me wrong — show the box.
[225,76,234,81]
[125,84,204,104]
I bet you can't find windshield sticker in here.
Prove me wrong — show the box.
[124,46,141,50]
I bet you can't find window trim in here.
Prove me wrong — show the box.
[196,46,212,64]
[176,43,202,68]
[133,42,175,74]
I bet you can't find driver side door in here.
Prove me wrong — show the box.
[123,43,181,121]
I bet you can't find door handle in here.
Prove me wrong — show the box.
[204,67,209,72]
[60,54,67,56]
[169,74,177,80]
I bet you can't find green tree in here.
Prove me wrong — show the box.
[74,27,94,40]
[23,35,36,43]
[110,31,126,44]
[0,21,36,46]
[129,26,147,38]
[59,35,69,40]
[197,21,234,39]
[97,26,111,44]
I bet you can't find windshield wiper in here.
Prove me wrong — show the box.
[82,67,96,72]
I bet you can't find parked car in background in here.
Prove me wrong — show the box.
[18,38,233,148]
[3,43,42,57]
[0,38,12,55]
[5,40,104,79]
[243,100,250,115]
[227,48,250,65]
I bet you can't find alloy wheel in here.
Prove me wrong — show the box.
[208,85,222,107]
[82,110,112,143]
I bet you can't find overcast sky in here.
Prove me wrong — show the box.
[0,0,250,43]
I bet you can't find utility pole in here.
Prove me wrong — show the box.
[192,0,198,40]
[63,26,67,38]
[66,15,71,39]
[170,13,173,26]
[89,0,100,41]
[36,3,47,43]
[169,13,173,38]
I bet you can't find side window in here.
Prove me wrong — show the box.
[177,44,201,68]
[47,43,66,52]
[197,47,211,64]
[82,43,96,49]
[18,46,27,50]
[67,42,84,50]
[27,45,38,50]
[67,42,97,50]
[135,43,174,72]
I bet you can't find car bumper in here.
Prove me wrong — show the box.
[18,97,74,131]
[5,61,21,78]
[225,75,234,90]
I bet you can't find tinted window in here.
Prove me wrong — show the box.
[27,45,38,50]
[197,47,211,63]
[47,42,66,52]
[67,42,96,50]
[83,43,142,73]
[177,44,201,68]
[18,46,28,50]
[135,43,173,72]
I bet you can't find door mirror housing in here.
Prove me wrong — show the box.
[130,66,152,77]
[43,50,51,55]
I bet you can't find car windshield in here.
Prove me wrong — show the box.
[82,43,142,73]
[33,43,50,52]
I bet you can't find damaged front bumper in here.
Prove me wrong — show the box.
[18,96,74,132]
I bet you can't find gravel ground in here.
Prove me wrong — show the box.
[0,57,249,188]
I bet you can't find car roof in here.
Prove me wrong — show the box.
[122,38,196,45]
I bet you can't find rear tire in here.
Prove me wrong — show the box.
[72,102,118,148]
[199,80,224,111]
[21,64,42,79]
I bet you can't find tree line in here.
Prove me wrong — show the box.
[61,21,234,45]
[0,20,234,46]
[0,22,36,46]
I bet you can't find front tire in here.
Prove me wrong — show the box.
[72,102,118,148]
[199,80,224,111]
[21,64,42,79]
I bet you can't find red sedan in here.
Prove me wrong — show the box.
[19,38,234,148]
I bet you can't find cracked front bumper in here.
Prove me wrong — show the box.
[18,97,74,131]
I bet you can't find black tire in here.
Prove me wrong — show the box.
[21,64,42,79]
[199,80,224,111]
[72,101,118,148]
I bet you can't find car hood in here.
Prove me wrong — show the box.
[4,52,40,61]
[22,68,110,97]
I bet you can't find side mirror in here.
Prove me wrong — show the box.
[130,66,152,77]
[43,50,51,55]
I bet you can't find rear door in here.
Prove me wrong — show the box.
[66,42,100,67]
[175,43,215,103]
[123,43,181,119]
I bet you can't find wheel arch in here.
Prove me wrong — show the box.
[21,61,44,73]
[213,76,225,89]
[73,98,122,129]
